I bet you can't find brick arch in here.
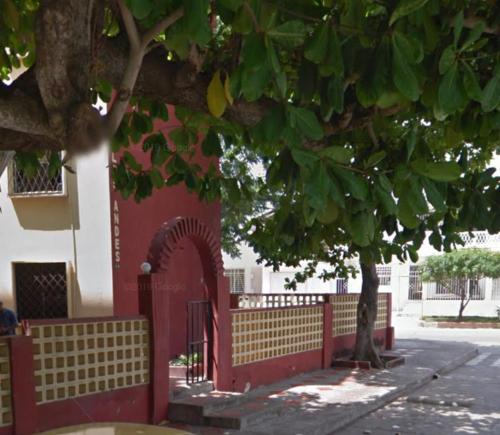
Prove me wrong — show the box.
[147,216,224,276]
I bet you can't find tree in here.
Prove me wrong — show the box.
[1,0,500,366]
[421,248,500,321]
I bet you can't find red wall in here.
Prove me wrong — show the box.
[109,106,220,357]
[35,385,150,433]
[232,349,324,392]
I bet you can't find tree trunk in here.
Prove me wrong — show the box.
[458,279,467,322]
[458,300,465,322]
[353,262,384,368]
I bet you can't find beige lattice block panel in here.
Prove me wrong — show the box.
[375,294,388,330]
[32,319,149,404]
[0,341,12,427]
[332,294,388,337]
[231,306,323,367]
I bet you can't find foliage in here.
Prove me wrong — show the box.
[170,352,200,366]
[2,0,500,357]
[421,248,500,282]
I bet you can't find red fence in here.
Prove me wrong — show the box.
[0,316,150,435]
[229,293,394,391]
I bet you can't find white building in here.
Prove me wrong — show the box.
[223,232,500,318]
[224,155,500,318]
[0,149,114,318]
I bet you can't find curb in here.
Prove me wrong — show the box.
[272,347,479,435]
[420,320,500,329]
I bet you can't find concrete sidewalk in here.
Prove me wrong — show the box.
[164,339,478,435]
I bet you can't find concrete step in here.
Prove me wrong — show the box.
[170,380,215,401]
[168,390,244,425]
[204,398,290,429]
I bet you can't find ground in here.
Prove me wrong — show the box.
[337,316,500,435]
[164,315,500,434]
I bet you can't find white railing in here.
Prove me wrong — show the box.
[460,231,500,247]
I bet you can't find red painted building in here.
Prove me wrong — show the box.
[0,105,394,434]
[110,109,221,359]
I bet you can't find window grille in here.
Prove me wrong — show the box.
[14,263,68,319]
[493,279,500,300]
[224,269,245,293]
[336,278,348,294]
[376,265,392,286]
[408,265,422,300]
[10,155,63,196]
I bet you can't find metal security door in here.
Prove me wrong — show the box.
[186,300,212,384]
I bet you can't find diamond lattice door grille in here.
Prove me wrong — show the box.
[15,263,68,320]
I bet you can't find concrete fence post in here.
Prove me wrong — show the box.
[214,274,233,391]
[138,273,170,424]
[8,336,37,435]
[385,293,395,350]
[322,295,333,369]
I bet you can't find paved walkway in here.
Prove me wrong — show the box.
[337,322,500,434]
[164,340,477,435]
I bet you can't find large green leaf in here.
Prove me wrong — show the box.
[291,147,319,168]
[438,46,456,74]
[306,162,330,210]
[268,20,308,48]
[412,159,462,181]
[392,33,420,101]
[327,75,344,114]
[398,197,420,229]
[348,212,375,247]
[438,62,466,114]
[304,22,329,64]
[375,184,397,216]
[320,146,353,164]
[332,166,368,200]
[389,0,429,26]
[422,178,446,211]
[462,62,483,102]
[481,75,500,112]
[242,33,267,69]
[183,0,211,45]
[288,107,324,140]
[127,0,153,20]
[201,129,223,157]
[407,179,429,214]
[319,29,344,77]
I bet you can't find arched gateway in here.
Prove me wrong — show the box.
[138,216,231,424]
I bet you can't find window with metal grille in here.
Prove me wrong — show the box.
[335,278,348,294]
[224,269,245,293]
[408,265,422,300]
[14,263,68,319]
[376,265,392,286]
[9,155,63,196]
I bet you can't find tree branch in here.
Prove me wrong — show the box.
[105,5,184,136]
[143,7,184,46]
[116,0,140,50]
[0,94,53,138]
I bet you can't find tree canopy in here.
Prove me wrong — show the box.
[421,248,500,282]
[2,0,500,363]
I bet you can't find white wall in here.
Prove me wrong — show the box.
[0,147,113,317]
[223,244,351,294]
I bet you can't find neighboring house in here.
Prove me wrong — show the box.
[223,156,500,318]
[223,233,500,317]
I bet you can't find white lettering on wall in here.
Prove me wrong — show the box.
[113,199,121,268]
